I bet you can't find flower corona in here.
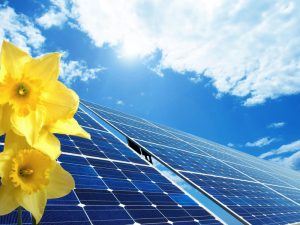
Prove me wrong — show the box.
[9,149,52,194]
[0,134,75,223]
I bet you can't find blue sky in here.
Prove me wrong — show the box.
[1,0,300,171]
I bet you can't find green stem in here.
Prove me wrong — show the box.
[17,207,22,225]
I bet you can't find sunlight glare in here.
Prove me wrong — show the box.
[120,41,142,59]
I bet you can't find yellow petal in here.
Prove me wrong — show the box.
[1,132,29,184]
[49,118,91,139]
[0,65,6,82]
[0,184,18,216]
[47,163,75,199]
[0,153,7,177]
[10,108,44,146]
[1,40,31,80]
[40,81,79,124]
[0,104,11,136]
[0,105,4,136]
[24,53,61,87]
[0,84,10,104]
[4,131,30,152]
[16,190,47,223]
[0,152,11,179]
[33,128,61,160]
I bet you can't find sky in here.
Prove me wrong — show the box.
[1,0,300,171]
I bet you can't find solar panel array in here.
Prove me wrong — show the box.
[82,100,300,225]
[0,107,222,225]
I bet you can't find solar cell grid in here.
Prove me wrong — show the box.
[69,110,223,224]
[145,124,298,184]
[182,173,300,225]
[266,185,300,204]
[183,141,300,190]
[81,100,300,191]
[75,110,107,131]
[189,145,249,166]
[0,106,222,225]
[81,100,147,124]
[63,151,222,225]
[83,100,300,225]
[93,110,164,133]
[274,175,300,190]
[84,102,300,186]
[105,121,199,151]
[225,162,295,188]
[187,141,296,181]
[138,141,252,181]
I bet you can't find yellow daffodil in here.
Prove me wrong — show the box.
[0,132,75,223]
[0,40,90,159]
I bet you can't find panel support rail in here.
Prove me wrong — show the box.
[128,138,153,164]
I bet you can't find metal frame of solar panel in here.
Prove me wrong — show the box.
[0,107,223,225]
[81,100,300,225]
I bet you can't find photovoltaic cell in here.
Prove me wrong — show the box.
[184,174,300,225]
[0,105,222,225]
[82,100,300,225]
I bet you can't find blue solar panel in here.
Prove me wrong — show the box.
[82,100,300,225]
[0,105,222,225]
[183,174,300,225]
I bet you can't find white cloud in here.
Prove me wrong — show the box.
[36,10,67,29]
[36,0,68,29]
[269,151,300,171]
[0,4,104,86]
[152,161,192,191]
[227,143,234,147]
[268,122,286,129]
[0,3,104,85]
[102,96,113,100]
[116,100,125,105]
[245,137,276,147]
[60,57,105,85]
[149,65,164,77]
[159,168,190,190]
[260,139,300,159]
[46,0,300,106]
[0,4,45,53]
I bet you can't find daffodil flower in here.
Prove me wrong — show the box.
[0,40,90,159]
[0,132,75,223]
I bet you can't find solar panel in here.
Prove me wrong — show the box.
[82,100,300,225]
[0,106,222,224]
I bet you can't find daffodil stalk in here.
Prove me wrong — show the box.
[17,207,22,225]
[0,41,90,223]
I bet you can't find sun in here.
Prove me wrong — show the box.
[119,34,153,59]
[120,41,142,59]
